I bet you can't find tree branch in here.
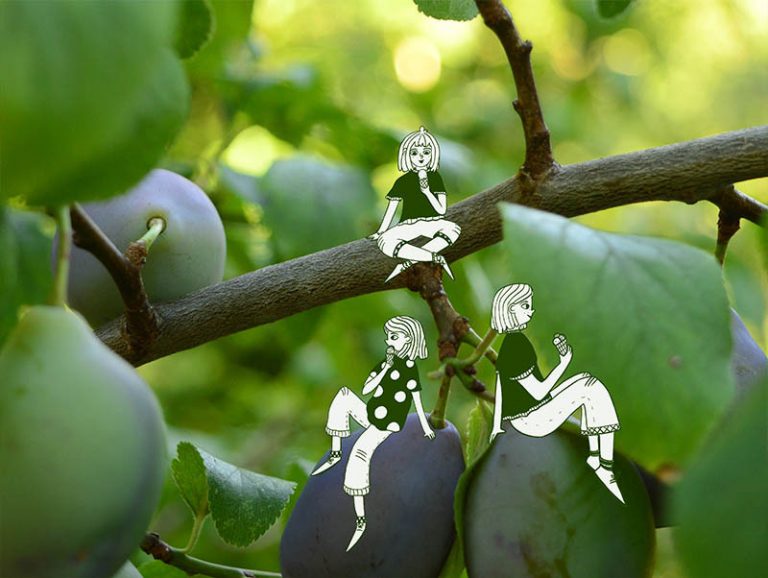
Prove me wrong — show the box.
[475,0,555,178]
[97,126,768,366]
[70,204,160,359]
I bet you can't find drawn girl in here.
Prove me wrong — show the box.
[312,316,435,550]
[369,127,461,282]
[488,284,625,503]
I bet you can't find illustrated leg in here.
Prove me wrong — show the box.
[312,388,369,476]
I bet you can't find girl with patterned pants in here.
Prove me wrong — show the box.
[312,316,435,550]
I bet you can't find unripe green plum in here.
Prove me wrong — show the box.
[61,169,226,327]
[280,414,465,578]
[0,306,167,578]
[463,427,655,578]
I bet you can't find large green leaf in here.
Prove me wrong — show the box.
[260,156,377,260]
[198,447,296,547]
[500,204,733,468]
[674,380,767,578]
[0,207,53,347]
[413,0,479,21]
[0,0,181,204]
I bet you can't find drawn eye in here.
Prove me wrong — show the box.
[410,150,418,156]
[521,303,530,309]
[391,334,399,340]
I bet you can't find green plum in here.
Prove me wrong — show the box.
[729,309,767,393]
[0,306,167,578]
[61,169,226,327]
[463,427,655,578]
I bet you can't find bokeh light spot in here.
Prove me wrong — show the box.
[393,37,442,93]
[603,28,651,76]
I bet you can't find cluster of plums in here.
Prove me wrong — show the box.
[280,312,766,578]
[0,170,226,578]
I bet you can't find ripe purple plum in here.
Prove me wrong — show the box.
[62,169,226,327]
[463,427,655,578]
[0,307,167,578]
[280,413,465,578]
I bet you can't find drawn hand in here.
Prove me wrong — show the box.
[367,232,381,241]
[559,345,573,366]
[424,429,435,440]
[417,169,428,180]
[489,428,504,444]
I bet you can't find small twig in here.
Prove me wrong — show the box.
[50,206,72,307]
[70,204,161,359]
[709,184,768,226]
[141,533,280,578]
[474,0,555,179]
[715,209,740,266]
[430,373,452,429]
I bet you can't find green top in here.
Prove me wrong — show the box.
[386,171,446,221]
[366,356,422,432]
[496,332,545,419]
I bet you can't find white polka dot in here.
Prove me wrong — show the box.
[390,370,400,380]
[406,379,418,390]
[406,360,415,368]
[387,422,400,432]
[373,386,383,398]
[374,406,388,419]
[394,391,407,403]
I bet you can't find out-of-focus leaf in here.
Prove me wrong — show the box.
[596,0,635,18]
[174,0,214,59]
[413,0,478,21]
[260,156,377,260]
[111,561,143,578]
[0,207,53,347]
[674,380,768,578]
[219,166,264,205]
[464,400,492,467]
[171,442,209,518]
[198,447,296,547]
[500,204,733,469]
[186,0,254,77]
[0,0,179,204]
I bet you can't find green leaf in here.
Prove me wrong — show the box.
[500,204,733,468]
[175,0,215,59]
[464,400,492,467]
[413,0,479,21]
[674,380,768,578]
[198,447,296,547]
[437,538,467,578]
[171,442,209,518]
[260,156,377,260]
[0,0,181,204]
[137,560,188,578]
[596,0,635,18]
[0,207,53,347]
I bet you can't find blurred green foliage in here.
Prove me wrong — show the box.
[136,0,766,573]
[3,0,764,575]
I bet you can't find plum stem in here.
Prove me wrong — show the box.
[50,205,72,307]
[430,374,452,429]
[141,532,281,578]
[138,217,167,251]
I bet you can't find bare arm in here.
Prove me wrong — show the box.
[517,346,573,400]
[361,362,392,395]
[418,170,447,214]
[490,372,505,443]
[369,199,400,239]
[411,391,435,438]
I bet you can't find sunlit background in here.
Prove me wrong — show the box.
[133,0,767,574]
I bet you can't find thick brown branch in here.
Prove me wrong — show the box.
[96,126,768,366]
[70,204,159,359]
[475,0,555,178]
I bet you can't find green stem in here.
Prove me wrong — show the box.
[142,533,281,578]
[50,205,72,307]
[181,510,208,554]
[462,327,498,366]
[139,217,166,250]
[429,374,452,429]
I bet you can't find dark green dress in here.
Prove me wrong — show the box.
[386,171,446,221]
[366,356,421,431]
[496,332,547,419]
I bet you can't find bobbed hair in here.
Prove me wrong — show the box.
[384,316,428,360]
[397,127,440,172]
[491,284,533,332]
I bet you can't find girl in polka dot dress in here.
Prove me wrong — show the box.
[311,316,435,551]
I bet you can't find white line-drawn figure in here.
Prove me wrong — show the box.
[488,284,625,503]
[368,127,461,282]
[311,316,435,550]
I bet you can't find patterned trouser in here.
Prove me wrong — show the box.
[507,373,620,437]
[324,387,393,496]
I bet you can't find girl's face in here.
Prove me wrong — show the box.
[409,144,432,169]
[385,330,411,355]
[508,297,534,328]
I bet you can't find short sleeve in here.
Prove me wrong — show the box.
[497,333,538,383]
[386,174,408,201]
[403,358,421,393]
